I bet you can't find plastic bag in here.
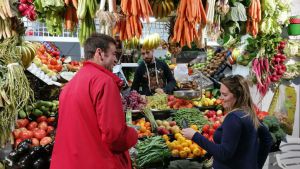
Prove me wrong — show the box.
[174,64,188,82]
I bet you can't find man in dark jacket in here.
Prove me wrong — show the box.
[131,48,176,96]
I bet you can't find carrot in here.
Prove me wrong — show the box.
[147,1,153,16]
[72,0,78,9]
[256,0,261,22]
[179,0,187,17]
[176,18,184,42]
[184,21,191,48]
[72,6,78,25]
[140,0,147,16]
[126,20,132,39]
[132,0,137,16]
[198,0,207,25]
[65,6,73,31]
[136,17,143,37]
[129,16,135,36]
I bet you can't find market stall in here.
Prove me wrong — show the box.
[0,0,300,169]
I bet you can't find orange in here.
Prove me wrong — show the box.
[202,149,207,155]
[186,140,192,146]
[193,148,201,156]
[176,145,183,151]
[183,147,191,154]
[187,153,194,158]
[145,122,151,127]
[181,142,189,148]
[171,149,179,157]
[179,150,187,158]
[140,126,146,133]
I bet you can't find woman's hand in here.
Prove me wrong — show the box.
[182,128,197,140]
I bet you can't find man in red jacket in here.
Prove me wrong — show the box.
[50,33,138,169]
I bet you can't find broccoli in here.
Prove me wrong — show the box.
[263,116,286,143]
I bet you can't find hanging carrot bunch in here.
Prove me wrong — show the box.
[114,0,153,40]
[64,5,78,32]
[172,0,207,48]
[246,0,261,38]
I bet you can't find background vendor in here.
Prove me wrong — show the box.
[131,48,176,96]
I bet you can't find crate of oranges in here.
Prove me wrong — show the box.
[162,125,207,159]
[132,118,154,138]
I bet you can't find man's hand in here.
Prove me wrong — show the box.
[182,128,197,140]
[155,88,164,94]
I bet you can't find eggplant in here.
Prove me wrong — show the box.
[17,156,32,169]
[32,158,49,169]
[16,140,31,157]
[7,150,20,163]
[44,141,54,154]
[27,146,47,160]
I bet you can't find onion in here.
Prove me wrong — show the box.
[18,4,27,12]
[20,0,27,3]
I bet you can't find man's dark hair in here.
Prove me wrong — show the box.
[83,33,116,60]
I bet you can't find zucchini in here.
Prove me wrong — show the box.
[33,109,43,117]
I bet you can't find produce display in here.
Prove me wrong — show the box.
[0,0,297,168]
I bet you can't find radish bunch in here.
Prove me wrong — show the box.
[18,0,37,21]
[252,57,271,96]
[269,41,287,82]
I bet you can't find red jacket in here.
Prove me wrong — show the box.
[50,61,138,169]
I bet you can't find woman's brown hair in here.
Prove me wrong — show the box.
[221,75,260,129]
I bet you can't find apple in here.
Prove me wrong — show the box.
[156,120,162,126]
[217,110,223,116]
[169,121,177,127]
[162,120,170,127]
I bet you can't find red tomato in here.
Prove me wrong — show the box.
[27,121,38,131]
[54,64,62,72]
[15,138,23,148]
[208,128,215,136]
[16,119,29,128]
[213,121,221,130]
[47,126,54,134]
[38,121,48,131]
[13,129,21,139]
[38,46,46,53]
[209,136,214,142]
[202,124,210,133]
[41,59,48,65]
[37,116,47,123]
[40,137,53,146]
[48,64,55,70]
[203,133,209,139]
[31,138,40,146]
[47,117,56,124]
[33,129,47,140]
[19,127,27,132]
[50,58,58,65]
[20,130,33,139]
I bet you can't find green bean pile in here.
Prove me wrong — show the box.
[136,136,171,168]
[174,108,209,131]
[146,93,169,110]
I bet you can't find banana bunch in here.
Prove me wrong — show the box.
[152,0,175,19]
[17,42,38,68]
[0,0,13,19]
[142,33,161,50]
[123,37,140,49]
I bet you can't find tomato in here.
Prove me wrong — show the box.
[31,138,40,146]
[33,129,47,140]
[41,59,48,65]
[19,127,27,132]
[38,121,48,131]
[13,129,21,139]
[202,124,210,133]
[47,117,56,124]
[27,121,38,131]
[15,138,22,148]
[209,136,214,142]
[38,45,46,53]
[50,58,58,65]
[47,126,54,134]
[48,64,55,70]
[40,137,53,146]
[16,119,29,128]
[20,130,33,139]
[213,121,221,130]
[37,116,47,123]
[54,64,62,72]
[208,128,215,136]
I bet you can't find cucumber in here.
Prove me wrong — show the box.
[40,106,50,114]
[41,100,53,108]
[33,109,43,117]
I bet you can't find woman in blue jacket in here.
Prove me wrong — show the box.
[183,75,273,169]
